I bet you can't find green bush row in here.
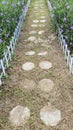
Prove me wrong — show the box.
[50,0,73,53]
[0,0,28,58]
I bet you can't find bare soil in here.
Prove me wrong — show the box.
[0,0,73,130]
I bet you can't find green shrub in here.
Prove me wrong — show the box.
[0,0,28,58]
[50,0,73,52]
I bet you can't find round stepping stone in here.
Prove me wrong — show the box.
[37,51,48,56]
[28,36,36,42]
[29,30,36,34]
[38,79,54,93]
[40,6,44,8]
[41,43,50,48]
[21,79,36,90]
[38,30,44,35]
[40,10,44,12]
[22,62,35,71]
[34,10,38,13]
[40,103,61,126]
[31,24,38,27]
[9,105,30,127]
[39,4,44,6]
[34,7,38,9]
[25,51,35,56]
[41,16,46,19]
[39,61,52,70]
[39,24,45,27]
[33,20,39,23]
[40,20,46,23]
[34,5,39,7]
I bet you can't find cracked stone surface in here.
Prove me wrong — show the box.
[20,79,36,90]
[37,51,48,56]
[39,61,52,70]
[38,79,54,93]
[22,62,35,71]
[40,103,61,126]
[25,51,35,56]
[9,105,30,127]
[28,36,36,42]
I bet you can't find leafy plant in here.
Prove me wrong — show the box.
[50,0,73,53]
[0,0,28,58]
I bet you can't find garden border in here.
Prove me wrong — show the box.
[47,0,73,74]
[0,0,31,83]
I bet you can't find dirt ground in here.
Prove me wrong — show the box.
[0,0,73,130]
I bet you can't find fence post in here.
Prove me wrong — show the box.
[10,41,14,55]
[65,44,68,59]
[0,59,6,76]
[4,52,9,68]
[70,58,73,74]
[7,46,12,61]
[67,50,70,65]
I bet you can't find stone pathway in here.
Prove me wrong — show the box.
[0,0,73,130]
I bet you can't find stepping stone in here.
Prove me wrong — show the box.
[38,30,44,35]
[34,4,39,8]
[9,105,30,127]
[29,30,37,34]
[34,10,38,13]
[41,43,50,48]
[22,62,35,71]
[40,10,44,12]
[39,61,52,70]
[33,20,39,23]
[34,37,43,44]
[41,16,46,19]
[39,24,45,27]
[21,79,36,90]
[40,103,61,126]
[25,51,35,56]
[31,24,38,27]
[40,20,46,23]
[39,4,44,6]
[28,36,36,42]
[38,79,54,93]
[34,7,38,9]
[37,51,48,56]
[40,6,44,8]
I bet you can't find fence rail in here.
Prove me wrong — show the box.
[47,0,73,74]
[0,0,31,83]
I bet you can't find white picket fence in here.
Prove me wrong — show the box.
[47,0,73,74]
[0,0,31,82]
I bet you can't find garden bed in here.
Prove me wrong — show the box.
[0,0,28,59]
[0,0,31,81]
[47,0,73,74]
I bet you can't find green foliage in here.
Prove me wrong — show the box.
[50,0,73,51]
[0,0,28,58]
